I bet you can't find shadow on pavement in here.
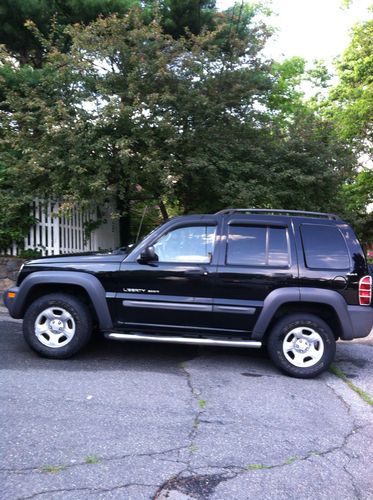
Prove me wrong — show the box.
[0,320,270,374]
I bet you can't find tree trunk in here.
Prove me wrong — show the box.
[117,192,132,247]
[158,200,169,221]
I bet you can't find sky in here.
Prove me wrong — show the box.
[216,0,372,65]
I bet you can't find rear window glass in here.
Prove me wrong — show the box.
[227,226,289,267]
[301,225,350,269]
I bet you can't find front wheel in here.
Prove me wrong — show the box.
[267,314,336,378]
[23,293,92,359]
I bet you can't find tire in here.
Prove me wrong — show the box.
[23,293,92,359]
[267,313,336,378]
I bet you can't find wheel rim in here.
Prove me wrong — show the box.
[282,326,324,368]
[34,307,76,348]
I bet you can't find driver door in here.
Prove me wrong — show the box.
[114,220,220,333]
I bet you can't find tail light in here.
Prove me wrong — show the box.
[359,275,372,305]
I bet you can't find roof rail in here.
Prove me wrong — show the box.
[215,208,341,220]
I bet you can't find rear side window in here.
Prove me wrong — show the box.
[227,225,289,267]
[301,225,350,270]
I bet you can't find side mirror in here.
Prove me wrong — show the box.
[138,245,158,263]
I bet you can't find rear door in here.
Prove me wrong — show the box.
[294,220,362,304]
[213,216,298,333]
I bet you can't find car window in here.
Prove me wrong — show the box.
[301,225,350,269]
[227,225,289,267]
[153,225,216,263]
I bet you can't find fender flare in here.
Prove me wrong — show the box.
[251,287,353,341]
[10,271,113,330]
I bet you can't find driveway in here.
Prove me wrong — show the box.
[1,312,372,500]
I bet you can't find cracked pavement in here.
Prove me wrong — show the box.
[1,315,372,500]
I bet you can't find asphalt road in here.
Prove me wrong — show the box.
[1,314,372,500]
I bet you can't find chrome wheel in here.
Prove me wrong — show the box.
[282,326,324,368]
[34,307,76,348]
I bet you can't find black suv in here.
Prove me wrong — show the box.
[4,209,373,378]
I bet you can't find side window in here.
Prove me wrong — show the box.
[227,225,289,267]
[301,225,350,270]
[153,225,216,263]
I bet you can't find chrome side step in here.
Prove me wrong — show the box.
[105,332,262,349]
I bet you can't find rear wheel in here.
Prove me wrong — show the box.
[23,293,92,359]
[267,313,336,378]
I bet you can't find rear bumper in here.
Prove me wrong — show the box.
[348,306,373,338]
[3,287,21,318]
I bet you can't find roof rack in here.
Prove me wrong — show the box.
[215,208,341,220]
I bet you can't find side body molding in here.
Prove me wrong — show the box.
[251,287,353,341]
[10,271,113,330]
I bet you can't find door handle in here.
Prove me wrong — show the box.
[184,268,209,277]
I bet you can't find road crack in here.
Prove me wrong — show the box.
[0,445,190,476]
[179,363,205,462]
[17,482,157,500]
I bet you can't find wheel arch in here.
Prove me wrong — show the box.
[252,287,353,341]
[261,302,342,342]
[12,271,112,330]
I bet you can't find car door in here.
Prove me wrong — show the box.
[213,216,298,333]
[112,217,221,333]
[293,220,359,302]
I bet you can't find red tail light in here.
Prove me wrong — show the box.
[359,275,372,305]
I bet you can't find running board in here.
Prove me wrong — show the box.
[105,332,262,349]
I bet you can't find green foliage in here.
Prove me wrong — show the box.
[246,463,265,470]
[343,170,373,213]
[159,0,217,38]
[40,464,66,473]
[340,170,373,244]
[267,57,306,118]
[0,3,364,248]
[18,248,43,259]
[0,0,138,66]
[324,18,373,242]
[328,19,373,146]
[84,455,101,464]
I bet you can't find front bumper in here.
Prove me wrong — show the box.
[348,305,373,338]
[3,287,21,318]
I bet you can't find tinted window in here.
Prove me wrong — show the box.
[301,225,350,269]
[268,227,289,266]
[227,226,289,267]
[154,225,216,263]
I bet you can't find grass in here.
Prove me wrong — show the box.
[246,455,303,471]
[330,365,373,406]
[198,399,206,409]
[41,464,66,474]
[189,443,198,454]
[246,463,266,470]
[85,455,100,464]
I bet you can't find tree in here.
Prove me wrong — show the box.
[0,7,273,245]
[328,18,373,147]
[0,0,138,67]
[0,5,359,249]
[324,17,373,242]
[158,0,217,38]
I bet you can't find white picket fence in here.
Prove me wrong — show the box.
[4,200,100,256]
